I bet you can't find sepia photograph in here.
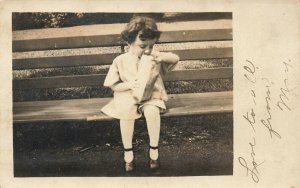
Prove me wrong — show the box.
[12,12,233,177]
[1,1,299,188]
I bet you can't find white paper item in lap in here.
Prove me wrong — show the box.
[132,55,160,103]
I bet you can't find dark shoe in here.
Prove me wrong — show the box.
[124,148,135,172]
[125,161,134,172]
[149,158,160,170]
[149,145,160,170]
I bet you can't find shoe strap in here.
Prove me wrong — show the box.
[124,148,133,152]
[149,145,159,150]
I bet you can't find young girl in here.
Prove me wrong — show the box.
[101,16,179,172]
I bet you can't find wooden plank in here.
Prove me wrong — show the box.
[13,53,121,70]
[13,68,233,90]
[164,68,233,81]
[175,47,233,61]
[13,29,232,52]
[13,91,233,123]
[13,74,106,90]
[13,20,232,52]
[13,47,233,70]
[13,34,124,52]
[160,29,232,43]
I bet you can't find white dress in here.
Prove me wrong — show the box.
[101,51,178,120]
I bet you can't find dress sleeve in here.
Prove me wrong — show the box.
[159,52,180,76]
[103,58,121,88]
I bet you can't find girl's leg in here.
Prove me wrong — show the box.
[143,105,161,160]
[120,119,135,163]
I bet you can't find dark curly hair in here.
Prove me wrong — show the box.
[121,16,161,44]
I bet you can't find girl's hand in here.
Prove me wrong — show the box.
[110,80,139,92]
[150,51,162,63]
[128,79,140,90]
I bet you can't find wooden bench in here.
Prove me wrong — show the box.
[12,17,233,124]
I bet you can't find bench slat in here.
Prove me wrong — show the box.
[13,53,121,70]
[13,20,232,52]
[164,67,232,81]
[13,68,233,90]
[13,47,233,70]
[13,91,233,123]
[13,29,232,52]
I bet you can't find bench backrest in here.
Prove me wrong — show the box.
[12,17,233,99]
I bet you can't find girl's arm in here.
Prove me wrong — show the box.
[104,56,139,92]
[152,51,180,64]
[110,80,138,92]
[151,51,180,75]
[110,82,130,92]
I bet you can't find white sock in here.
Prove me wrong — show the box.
[120,120,135,163]
[124,151,134,163]
[143,105,161,161]
[149,149,158,160]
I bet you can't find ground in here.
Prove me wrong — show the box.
[14,113,233,177]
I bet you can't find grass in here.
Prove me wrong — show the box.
[13,13,232,31]
[14,113,233,176]
[14,113,233,151]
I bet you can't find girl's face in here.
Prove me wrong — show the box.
[129,31,158,58]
